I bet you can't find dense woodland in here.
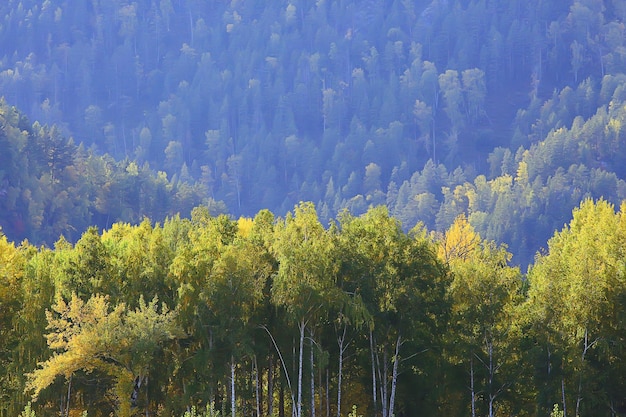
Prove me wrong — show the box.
[3,0,626,415]
[2,200,626,417]
[2,0,626,266]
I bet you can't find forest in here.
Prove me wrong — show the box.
[2,200,626,417]
[1,0,626,267]
[2,0,626,415]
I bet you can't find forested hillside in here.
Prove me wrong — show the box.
[0,98,226,244]
[1,200,626,417]
[5,2,626,416]
[2,0,626,266]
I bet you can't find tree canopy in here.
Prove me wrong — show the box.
[0,200,623,416]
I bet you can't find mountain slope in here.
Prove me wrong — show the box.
[1,0,625,266]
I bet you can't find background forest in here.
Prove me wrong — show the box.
[2,0,626,267]
[3,0,626,415]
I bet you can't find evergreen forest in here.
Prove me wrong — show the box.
[2,0,626,415]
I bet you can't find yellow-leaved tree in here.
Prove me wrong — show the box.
[442,215,523,417]
[26,293,183,417]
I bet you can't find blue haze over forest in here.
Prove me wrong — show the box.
[1,0,626,267]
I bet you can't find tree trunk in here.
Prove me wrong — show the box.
[310,328,316,417]
[381,349,388,417]
[576,329,594,417]
[254,355,261,417]
[562,377,567,417]
[488,341,494,417]
[470,356,476,417]
[65,375,72,417]
[297,320,306,417]
[231,355,236,417]
[337,324,347,417]
[209,328,215,406]
[369,330,378,417]
[268,355,274,417]
[262,325,296,417]
[388,334,401,417]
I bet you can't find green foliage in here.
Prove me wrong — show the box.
[525,199,626,416]
[182,403,220,417]
[444,216,524,415]
[2,2,626,414]
[26,293,182,416]
[1,201,626,415]
[550,404,564,417]
[0,0,625,272]
[347,404,362,417]
[18,402,36,417]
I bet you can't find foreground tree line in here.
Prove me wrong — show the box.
[2,200,626,417]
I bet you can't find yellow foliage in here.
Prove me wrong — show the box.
[438,214,481,263]
[516,161,529,184]
[237,216,254,238]
[26,293,182,413]
[489,174,513,194]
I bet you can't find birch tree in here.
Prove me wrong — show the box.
[271,202,338,417]
[444,215,522,417]
[205,231,271,417]
[340,206,447,417]
[26,294,182,417]
[527,199,626,416]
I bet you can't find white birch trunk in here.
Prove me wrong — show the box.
[388,334,401,417]
[254,355,261,417]
[562,377,567,417]
[268,355,274,417]
[576,329,595,417]
[336,324,347,417]
[231,355,236,417]
[297,320,306,417]
[261,325,296,417]
[470,356,476,417]
[311,328,316,417]
[381,349,388,417]
[488,341,494,417]
[65,375,72,417]
[369,330,378,417]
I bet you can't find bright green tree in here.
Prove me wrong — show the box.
[526,199,626,416]
[444,215,523,417]
[271,202,338,417]
[339,206,448,417]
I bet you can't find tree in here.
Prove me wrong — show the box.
[0,234,25,409]
[413,99,434,158]
[56,227,113,300]
[461,68,486,124]
[169,211,238,408]
[526,199,626,416]
[165,140,185,175]
[339,206,448,417]
[26,294,182,417]
[570,40,584,83]
[205,232,272,417]
[444,215,523,417]
[271,202,338,417]
[438,69,464,132]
